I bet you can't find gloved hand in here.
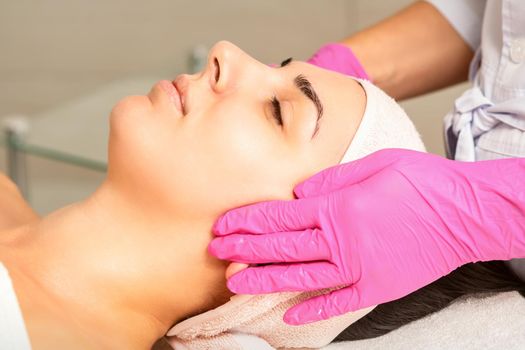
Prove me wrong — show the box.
[209,149,525,325]
[306,43,369,80]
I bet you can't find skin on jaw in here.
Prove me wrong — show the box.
[0,41,366,349]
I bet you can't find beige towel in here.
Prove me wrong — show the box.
[167,79,426,350]
[168,291,374,350]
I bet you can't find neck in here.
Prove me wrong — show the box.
[1,180,228,349]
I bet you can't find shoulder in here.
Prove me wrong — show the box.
[0,173,38,232]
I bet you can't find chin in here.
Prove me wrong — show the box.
[109,96,151,132]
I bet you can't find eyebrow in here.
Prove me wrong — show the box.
[294,74,323,139]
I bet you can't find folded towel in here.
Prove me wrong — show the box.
[168,292,374,350]
[166,79,425,349]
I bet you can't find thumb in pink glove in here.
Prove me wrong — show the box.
[307,43,369,80]
[209,149,525,325]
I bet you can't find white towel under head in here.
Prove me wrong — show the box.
[167,79,426,350]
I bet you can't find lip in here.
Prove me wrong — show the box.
[159,79,184,113]
[173,75,192,114]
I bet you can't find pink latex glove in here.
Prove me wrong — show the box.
[306,43,369,80]
[209,149,525,325]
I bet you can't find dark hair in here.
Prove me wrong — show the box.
[335,261,525,341]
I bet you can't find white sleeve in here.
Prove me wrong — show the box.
[425,0,486,50]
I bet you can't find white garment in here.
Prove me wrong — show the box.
[426,0,486,51]
[427,0,525,282]
[0,262,32,349]
[166,79,426,350]
[426,0,525,160]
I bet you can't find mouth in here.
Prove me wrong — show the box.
[159,79,185,115]
[172,80,186,115]
[173,76,189,115]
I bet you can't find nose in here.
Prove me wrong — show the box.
[206,41,267,94]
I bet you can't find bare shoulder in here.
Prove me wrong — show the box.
[0,172,18,192]
[0,172,38,230]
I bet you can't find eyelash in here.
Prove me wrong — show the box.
[270,96,283,126]
[268,57,290,127]
[280,57,292,67]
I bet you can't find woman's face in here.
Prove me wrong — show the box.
[107,41,365,218]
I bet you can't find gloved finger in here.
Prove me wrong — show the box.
[294,148,403,198]
[209,228,331,263]
[226,262,344,294]
[213,196,320,236]
[307,43,369,79]
[283,285,362,325]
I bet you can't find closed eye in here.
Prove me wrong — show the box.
[270,96,283,126]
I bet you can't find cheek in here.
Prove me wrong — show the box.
[107,96,311,218]
[207,111,272,165]
[183,103,300,211]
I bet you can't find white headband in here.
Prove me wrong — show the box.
[340,78,425,164]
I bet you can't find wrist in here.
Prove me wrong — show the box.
[340,37,395,88]
[455,159,525,262]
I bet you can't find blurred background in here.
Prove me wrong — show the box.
[0,0,468,214]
